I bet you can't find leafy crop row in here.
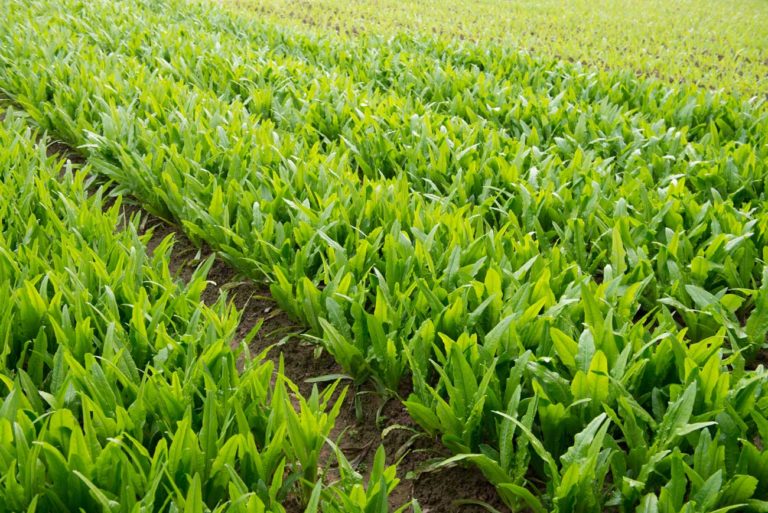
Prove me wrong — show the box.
[2,0,768,510]
[0,110,402,512]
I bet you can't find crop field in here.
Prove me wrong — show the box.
[1,0,768,512]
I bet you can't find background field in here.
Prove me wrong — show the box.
[227,0,768,96]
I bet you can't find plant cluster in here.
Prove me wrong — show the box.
[0,109,401,512]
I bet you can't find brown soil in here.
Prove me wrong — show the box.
[26,107,509,513]
[48,139,86,165]
[745,346,768,371]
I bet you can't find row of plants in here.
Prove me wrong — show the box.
[76,0,767,197]
[2,0,768,510]
[0,109,403,512]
